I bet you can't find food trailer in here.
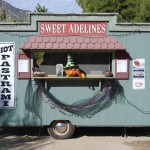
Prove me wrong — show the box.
[0,13,150,139]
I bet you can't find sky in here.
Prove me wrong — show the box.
[7,0,82,13]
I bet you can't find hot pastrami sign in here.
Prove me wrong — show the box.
[40,22,106,36]
[0,43,15,108]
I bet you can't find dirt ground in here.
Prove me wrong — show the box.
[0,127,150,150]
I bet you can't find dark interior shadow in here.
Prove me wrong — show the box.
[73,127,150,138]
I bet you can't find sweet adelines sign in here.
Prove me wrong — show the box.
[40,22,106,36]
[0,43,15,108]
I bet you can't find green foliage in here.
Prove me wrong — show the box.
[33,52,44,66]
[34,3,48,12]
[0,9,6,21]
[0,9,16,22]
[76,0,150,22]
[135,0,150,22]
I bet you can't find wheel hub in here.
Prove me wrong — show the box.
[54,122,68,134]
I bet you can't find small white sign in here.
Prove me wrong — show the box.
[56,64,63,76]
[18,60,29,72]
[133,79,145,89]
[117,60,127,73]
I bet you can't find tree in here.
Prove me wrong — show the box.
[0,9,16,22]
[76,0,150,22]
[0,9,6,21]
[135,0,150,22]
[35,3,48,12]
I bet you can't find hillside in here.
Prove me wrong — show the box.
[0,0,30,22]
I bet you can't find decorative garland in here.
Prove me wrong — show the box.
[24,79,125,117]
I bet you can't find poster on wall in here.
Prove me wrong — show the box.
[117,60,127,73]
[0,43,15,108]
[132,58,145,90]
[18,60,29,72]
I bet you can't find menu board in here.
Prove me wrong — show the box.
[132,59,145,89]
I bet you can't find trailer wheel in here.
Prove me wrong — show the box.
[47,120,75,139]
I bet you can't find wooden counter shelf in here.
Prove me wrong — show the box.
[32,74,114,79]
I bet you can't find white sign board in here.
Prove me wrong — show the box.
[0,43,15,108]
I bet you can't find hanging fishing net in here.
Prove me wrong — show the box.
[24,79,124,117]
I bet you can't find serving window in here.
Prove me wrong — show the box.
[33,52,112,77]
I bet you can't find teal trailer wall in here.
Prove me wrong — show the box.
[112,32,150,126]
[0,31,41,126]
[0,13,150,127]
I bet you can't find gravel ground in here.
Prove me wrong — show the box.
[0,127,150,150]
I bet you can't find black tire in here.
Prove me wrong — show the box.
[47,120,75,139]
